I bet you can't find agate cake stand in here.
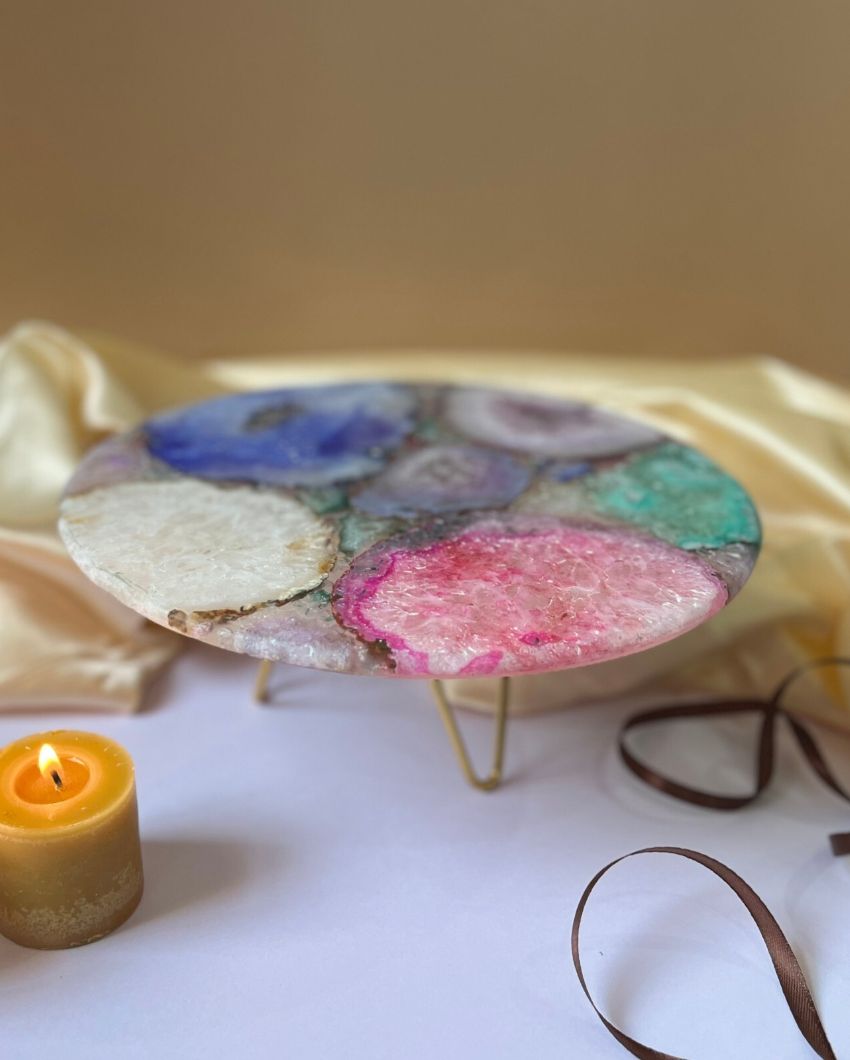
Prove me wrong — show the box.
[59,383,760,791]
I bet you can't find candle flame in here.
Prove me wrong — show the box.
[38,743,64,788]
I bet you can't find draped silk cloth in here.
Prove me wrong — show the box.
[0,323,223,711]
[2,321,849,724]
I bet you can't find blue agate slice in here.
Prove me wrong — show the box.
[145,383,417,487]
[544,460,592,482]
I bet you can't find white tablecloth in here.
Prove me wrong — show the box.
[2,644,849,1059]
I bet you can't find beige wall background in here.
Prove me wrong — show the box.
[1,1,849,379]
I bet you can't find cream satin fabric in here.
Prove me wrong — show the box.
[0,323,223,711]
[2,321,849,724]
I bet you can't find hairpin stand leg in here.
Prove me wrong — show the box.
[254,659,274,704]
[255,661,509,789]
[431,676,510,792]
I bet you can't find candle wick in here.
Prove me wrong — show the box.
[50,770,63,791]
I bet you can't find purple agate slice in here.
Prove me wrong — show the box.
[352,445,530,517]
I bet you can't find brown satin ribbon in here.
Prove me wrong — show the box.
[619,657,850,855]
[571,658,850,1057]
[571,847,837,1060]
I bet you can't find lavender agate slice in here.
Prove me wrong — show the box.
[444,388,663,458]
[59,382,760,679]
[698,542,760,599]
[64,430,166,495]
[196,585,387,675]
[333,517,728,678]
[146,383,417,487]
[352,446,530,517]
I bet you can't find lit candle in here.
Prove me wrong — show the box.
[0,730,143,949]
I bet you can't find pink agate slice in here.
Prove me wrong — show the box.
[334,518,727,677]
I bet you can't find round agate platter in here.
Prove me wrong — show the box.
[59,383,760,679]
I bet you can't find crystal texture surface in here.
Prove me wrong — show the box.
[333,517,727,677]
[59,383,760,678]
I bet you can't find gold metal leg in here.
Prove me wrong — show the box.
[431,677,510,792]
[254,659,274,703]
[255,661,510,790]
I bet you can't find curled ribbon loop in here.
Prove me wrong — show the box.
[571,847,837,1060]
[618,657,850,853]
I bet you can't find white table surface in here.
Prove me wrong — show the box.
[2,643,849,1060]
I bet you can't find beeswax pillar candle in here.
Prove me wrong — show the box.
[0,730,143,949]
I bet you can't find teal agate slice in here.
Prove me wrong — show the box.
[583,442,760,550]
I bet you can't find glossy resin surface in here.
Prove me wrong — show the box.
[59,384,760,678]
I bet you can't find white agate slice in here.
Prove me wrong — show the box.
[59,480,336,632]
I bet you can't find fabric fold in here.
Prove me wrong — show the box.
[1,321,848,722]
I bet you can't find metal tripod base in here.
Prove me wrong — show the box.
[253,661,511,791]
